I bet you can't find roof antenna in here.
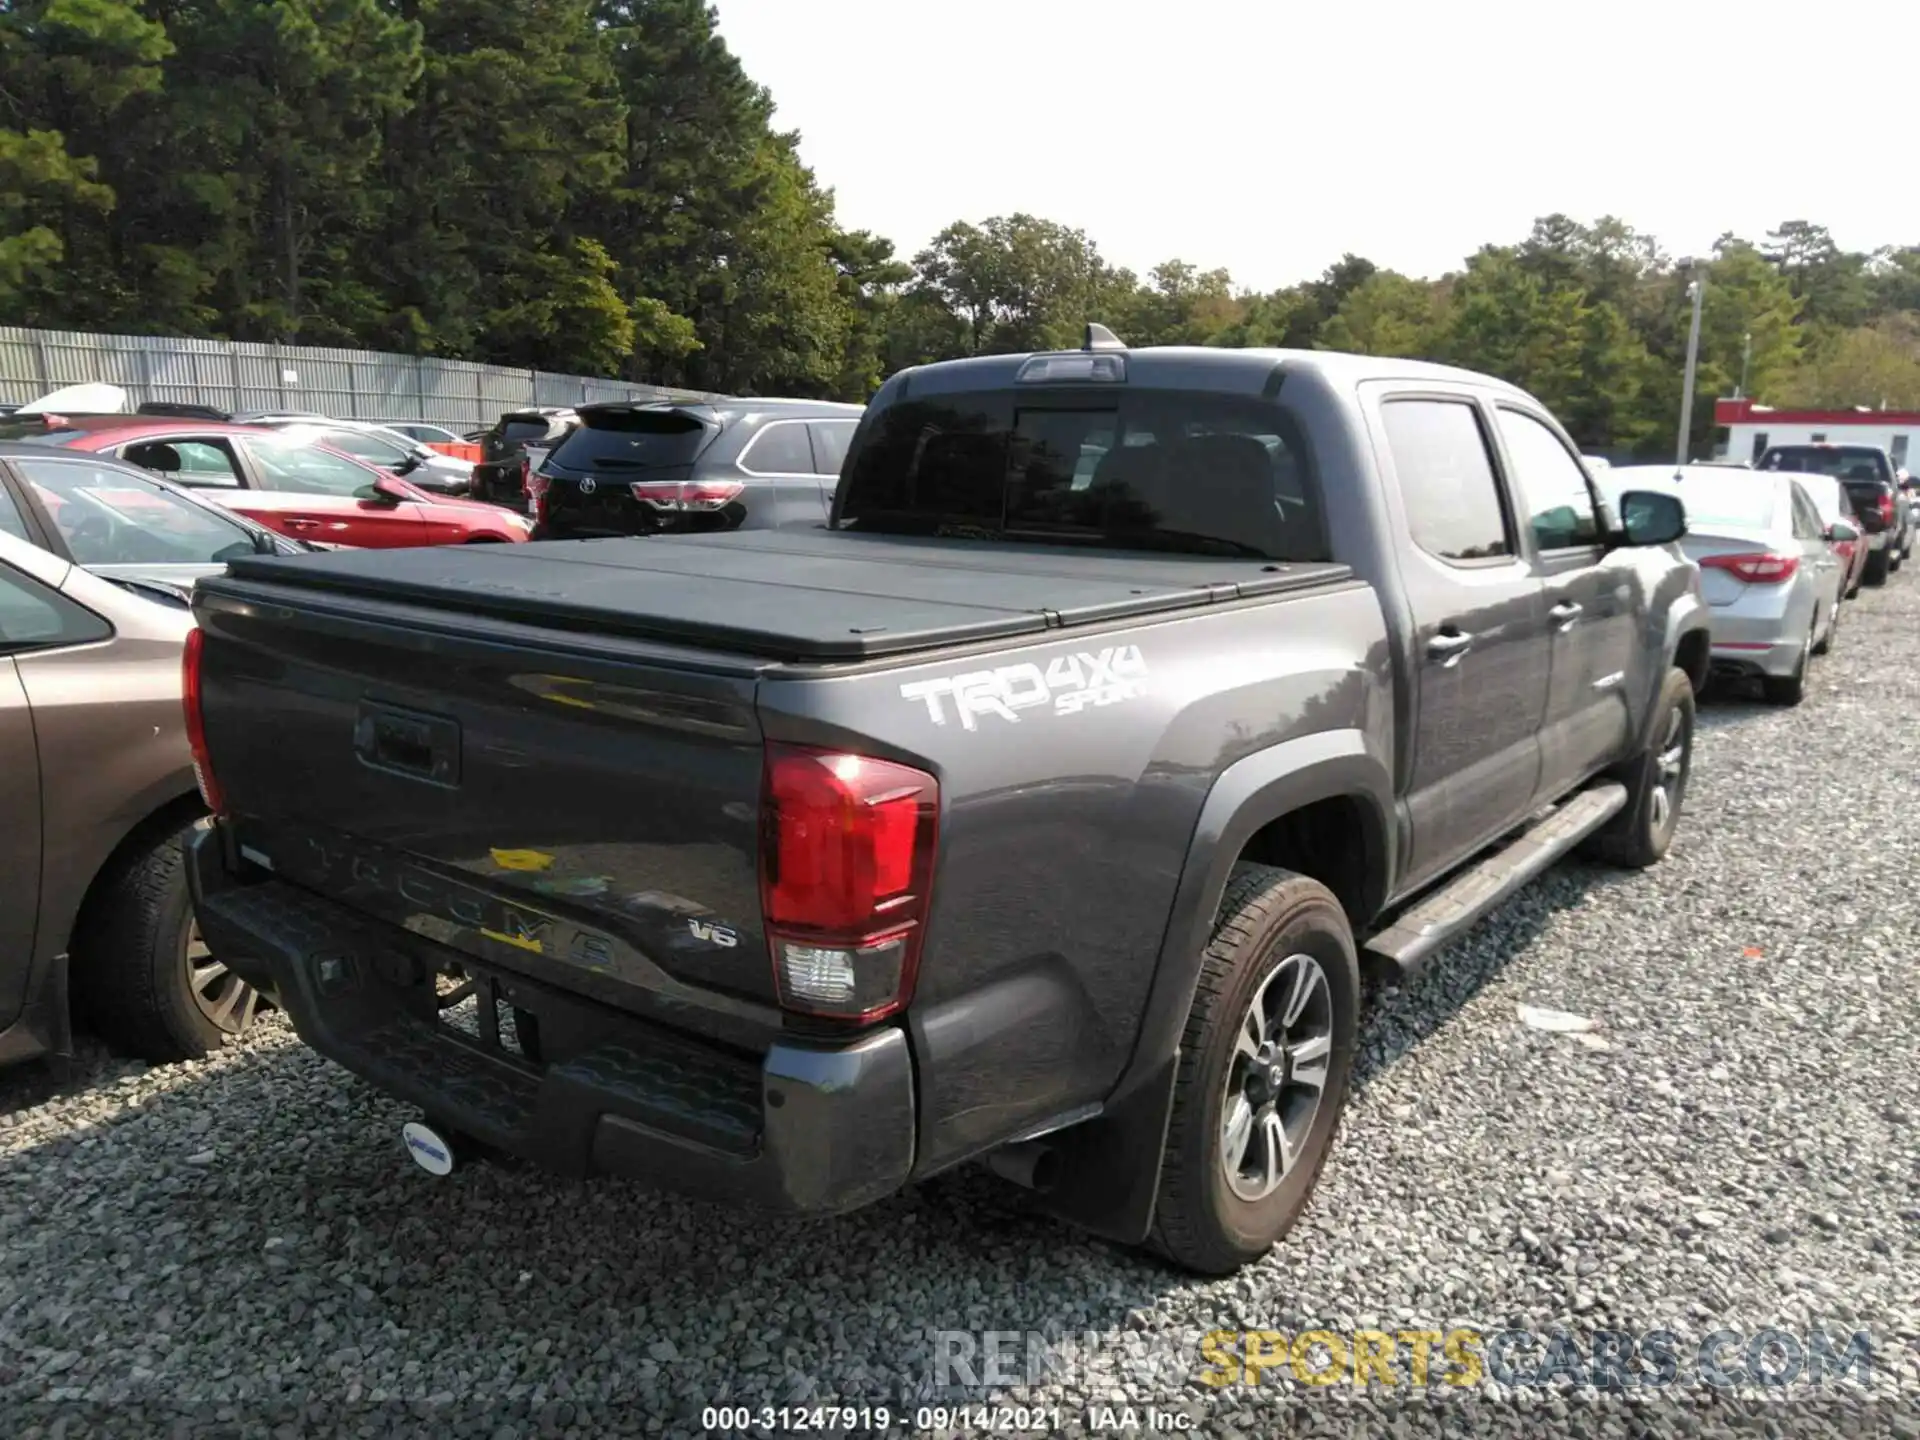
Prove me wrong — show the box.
[1083,323,1125,352]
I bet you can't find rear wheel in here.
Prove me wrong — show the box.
[72,824,266,1063]
[1149,865,1358,1275]
[1864,547,1891,587]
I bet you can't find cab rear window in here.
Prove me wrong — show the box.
[1758,446,1892,483]
[837,390,1326,562]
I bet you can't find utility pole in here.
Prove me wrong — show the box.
[1737,331,1752,400]
[1676,261,1705,467]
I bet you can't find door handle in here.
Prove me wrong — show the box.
[1549,600,1584,629]
[1427,629,1475,664]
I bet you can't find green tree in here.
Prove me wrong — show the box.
[912,213,1119,355]
[370,0,627,363]
[0,0,171,324]
[151,0,424,342]
[1700,240,1802,402]
[1763,219,1870,332]
[1316,271,1446,358]
[1781,316,1920,409]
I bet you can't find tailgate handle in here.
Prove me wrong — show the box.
[354,703,461,787]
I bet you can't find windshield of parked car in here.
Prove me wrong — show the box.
[836,389,1327,561]
[1757,446,1892,483]
[13,456,259,565]
[241,435,385,496]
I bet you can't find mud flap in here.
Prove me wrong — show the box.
[1026,1058,1178,1245]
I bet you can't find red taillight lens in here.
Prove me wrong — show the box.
[759,744,938,1021]
[1699,552,1799,585]
[1878,493,1896,525]
[524,466,550,523]
[631,479,745,513]
[181,627,225,814]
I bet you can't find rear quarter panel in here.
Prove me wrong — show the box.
[755,580,1393,1175]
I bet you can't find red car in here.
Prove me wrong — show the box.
[27,418,531,548]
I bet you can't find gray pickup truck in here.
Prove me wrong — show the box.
[186,336,1709,1274]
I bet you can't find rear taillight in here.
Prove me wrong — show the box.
[1878,493,1896,525]
[519,456,531,495]
[759,744,938,1022]
[524,467,550,523]
[630,479,745,512]
[181,627,225,814]
[1699,552,1799,585]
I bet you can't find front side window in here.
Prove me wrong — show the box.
[321,428,409,464]
[0,560,112,651]
[838,389,1325,561]
[1496,408,1602,551]
[1381,399,1512,563]
[14,457,259,567]
[241,438,384,497]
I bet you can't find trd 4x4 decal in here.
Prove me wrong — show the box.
[899,645,1148,731]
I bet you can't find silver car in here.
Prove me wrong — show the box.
[1607,465,1844,705]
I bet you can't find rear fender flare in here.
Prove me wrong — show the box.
[1029,730,1393,1246]
[1127,728,1395,1095]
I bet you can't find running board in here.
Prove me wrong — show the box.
[1364,782,1629,977]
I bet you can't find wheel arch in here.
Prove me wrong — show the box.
[64,789,207,964]
[1021,729,1394,1247]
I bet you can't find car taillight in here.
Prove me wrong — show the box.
[181,627,226,814]
[1699,552,1799,584]
[524,467,550,523]
[758,744,938,1022]
[630,479,745,512]
[1878,492,1896,525]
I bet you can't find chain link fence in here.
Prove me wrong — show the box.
[0,326,719,432]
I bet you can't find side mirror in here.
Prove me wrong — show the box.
[1826,520,1859,544]
[394,453,424,475]
[1615,490,1687,547]
[370,475,411,505]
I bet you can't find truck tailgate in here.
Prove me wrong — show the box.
[191,577,781,1046]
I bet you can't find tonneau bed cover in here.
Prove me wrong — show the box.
[212,529,1353,662]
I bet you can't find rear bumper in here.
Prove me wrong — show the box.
[185,827,916,1215]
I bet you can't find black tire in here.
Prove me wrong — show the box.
[70,824,264,1063]
[1149,865,1359,1276]
[1760,622,1813,707]
[1583,666,1695,869]
[1863,547,1891,587]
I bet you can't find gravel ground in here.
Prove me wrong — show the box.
[4,578,1920,1439]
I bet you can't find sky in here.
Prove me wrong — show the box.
[712,0,1920,292]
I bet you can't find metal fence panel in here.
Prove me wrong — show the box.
[0,326,718,430]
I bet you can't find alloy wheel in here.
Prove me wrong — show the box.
[1220,952,1334,1201]
[1648,703,1689,836]
[184,919,260,1036]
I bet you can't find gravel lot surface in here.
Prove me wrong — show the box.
[4,579,1919,1439]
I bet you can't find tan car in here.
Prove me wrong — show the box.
[0,522,264,1066]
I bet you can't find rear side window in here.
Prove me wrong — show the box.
[738,421,815,475]
[0,561,112,651]
[809,419,858,476]
[1382,400,1512,562]
[550,408,714,472]
[837,390,1325,561]
[321,428,408,464]
[123,439,243,487]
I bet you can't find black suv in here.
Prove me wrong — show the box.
[472,408,578,508]
[529,398,863,540]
